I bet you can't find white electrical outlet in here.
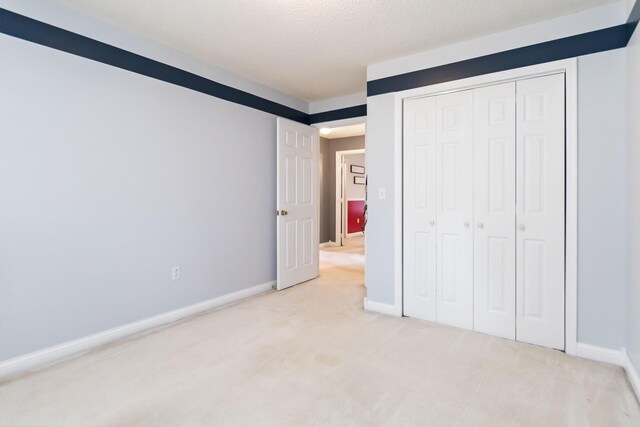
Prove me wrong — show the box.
[172,266,181,281]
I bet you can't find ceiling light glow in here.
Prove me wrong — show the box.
[320,128,332,135]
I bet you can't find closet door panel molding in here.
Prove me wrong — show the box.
[436,89,474,330]
[403,96,438,321]
[515,73,565,350]
[473,82,517,340]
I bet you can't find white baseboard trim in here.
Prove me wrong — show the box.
[574,343,640,401]
[622,350,640,401]
[576,343,625,366]
[363,297,402,317]
[0,280,275,380]
[319,241,340,248]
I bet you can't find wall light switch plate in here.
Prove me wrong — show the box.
[172,266,181,281]
[378,187,386,200]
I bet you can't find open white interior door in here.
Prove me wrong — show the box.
[276,118,319,290]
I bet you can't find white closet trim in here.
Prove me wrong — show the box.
[392,58,578,355]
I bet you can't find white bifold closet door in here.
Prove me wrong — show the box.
[403,96,438,321]
[402,90,474,328]
[403,74,565,350]
[435,90,474,330]
[473,82,517,340]
[515,74,565,350]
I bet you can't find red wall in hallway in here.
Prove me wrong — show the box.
[347,200,365,234]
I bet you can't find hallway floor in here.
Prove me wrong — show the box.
[0,236,638,426]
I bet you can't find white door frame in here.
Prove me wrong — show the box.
[392,58,578,355]
[335,149,365,245]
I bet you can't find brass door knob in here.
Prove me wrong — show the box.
[280,210,288,216]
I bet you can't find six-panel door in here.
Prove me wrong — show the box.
[435,90,475,330]
[473,82,517,340]
[276,118,319,290]
[515,74,565,350]
[403,96,438,321]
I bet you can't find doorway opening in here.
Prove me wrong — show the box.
[316,121,366,288]
[335,149,366,246]
[312,119,366,285]
[313,120,366,251]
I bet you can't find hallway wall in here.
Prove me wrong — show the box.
[344,153,366,201]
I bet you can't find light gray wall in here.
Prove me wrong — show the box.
[364,94,397,304]
[318,136,365,243]
[365,48,629,349]
[627,24,640,376]
[0,34,278,362]
[577,49,628,350]
[344,154,366,201]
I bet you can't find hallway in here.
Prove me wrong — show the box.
[0,237,638,426]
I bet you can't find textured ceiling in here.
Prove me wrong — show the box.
[53,0,617,102]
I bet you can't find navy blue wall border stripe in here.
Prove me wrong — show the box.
[308,104,367,124]
[3,2,640,122]
[368,24,629,97]
[0,8,310,124]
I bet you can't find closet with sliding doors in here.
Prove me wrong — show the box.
[403,73,565,350]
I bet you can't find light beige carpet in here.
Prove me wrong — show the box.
[0,236,638,426]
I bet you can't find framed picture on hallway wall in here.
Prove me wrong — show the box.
[354,176,366,185]
[350,165,365,174]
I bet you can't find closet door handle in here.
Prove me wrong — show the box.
[429,219,435,226]
[463,221,470,228]
[518,224,526,231]
[477,222,484,229]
